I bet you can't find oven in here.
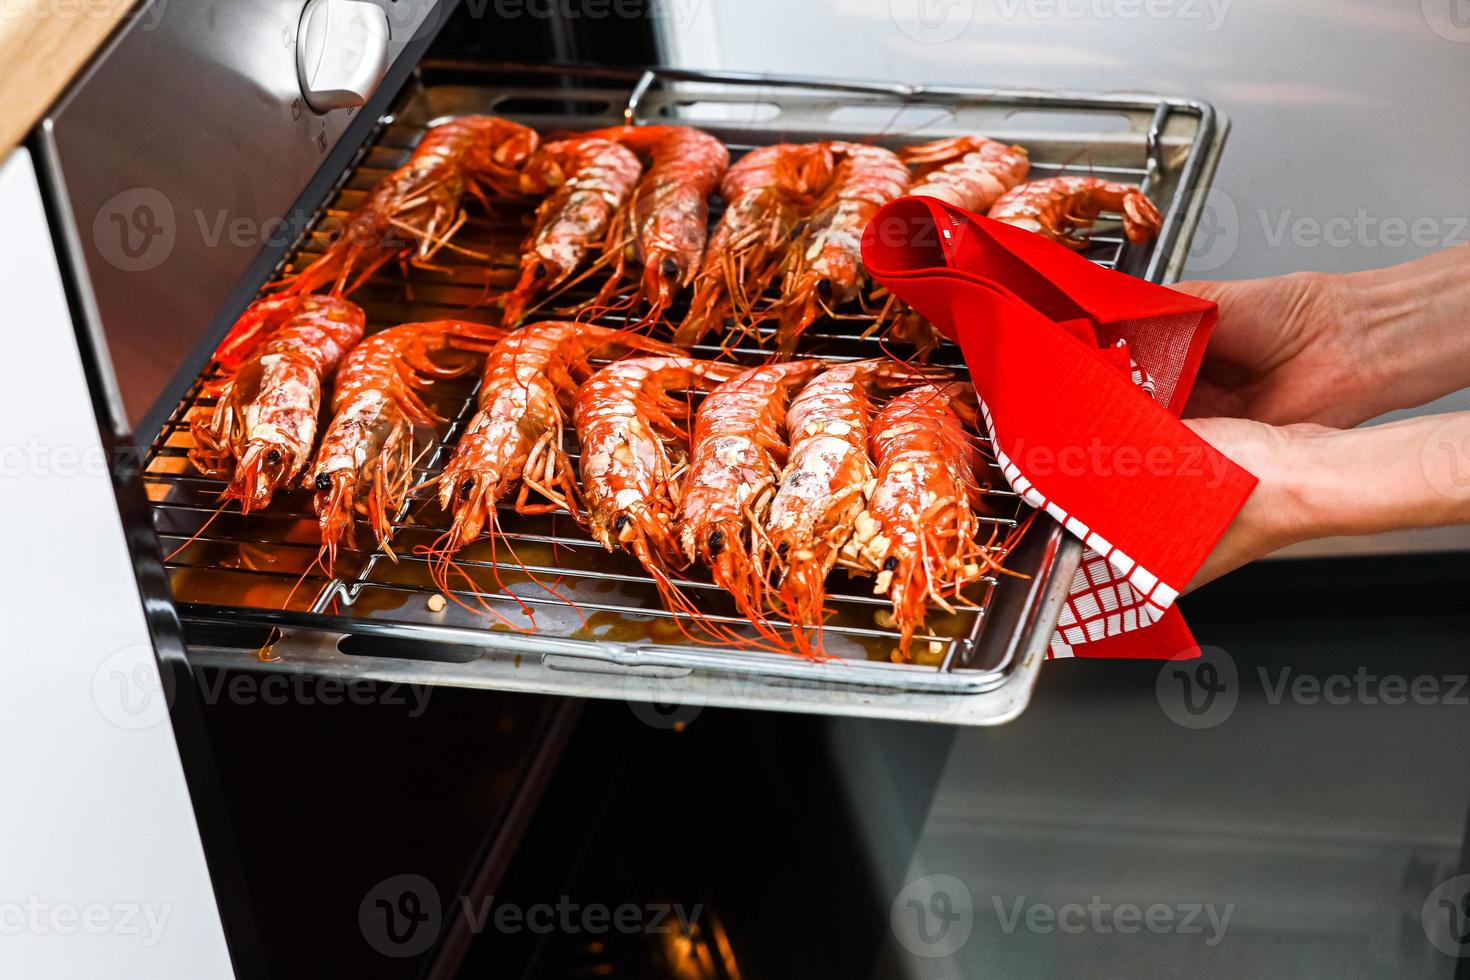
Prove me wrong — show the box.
[13,0,1228,975]
[40,5,1224,729]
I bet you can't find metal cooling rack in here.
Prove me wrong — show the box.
[154,64,1226,724]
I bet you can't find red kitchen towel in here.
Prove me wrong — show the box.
[861,196,1257,660]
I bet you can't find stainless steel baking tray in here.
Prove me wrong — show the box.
[152,63,1226,725]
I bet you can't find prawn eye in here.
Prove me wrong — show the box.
[816,278,833,300]
[460,478,475,500]
[265,448,283,465]
[707,529,724,556]
[614,514,632,533]
[532,262,549,281]
[776,541,789,559]
[660,257,680,282]
[883,555,899,571]
[315,472,332,491]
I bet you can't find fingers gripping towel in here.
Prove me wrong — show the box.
[860,196,1257,660]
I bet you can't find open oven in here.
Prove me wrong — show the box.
[38,2,1224,730]
[18,1,1226,974]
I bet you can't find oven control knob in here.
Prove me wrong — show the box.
[296,0,391,113]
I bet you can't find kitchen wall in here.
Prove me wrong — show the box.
[660,0,1470,282]
[657,0,1470,554]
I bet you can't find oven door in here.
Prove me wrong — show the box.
[18,3,462,975]
[0,144,250,978]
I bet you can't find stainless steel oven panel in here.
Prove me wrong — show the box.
[37,0,450,441]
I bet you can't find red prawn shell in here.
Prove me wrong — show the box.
[675,143,835,346]
[284,116,540,296]
[679,359,827,560]
[574,356,739,562]
[582,125,730,315]
[846,384,986,659]
[901,135,1030,213]
[190,295,365,511]
[677,359,826,630]
[307,319,500,565]
[501,138,644,325]
[988,175,1163,246]
[776,143,909,354]
[431,322,679,549]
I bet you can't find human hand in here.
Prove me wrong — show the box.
[1184,408,1470,590]
[1180,416,1323,591]
[1177,246,1470,428]
[1172,272,1374,428]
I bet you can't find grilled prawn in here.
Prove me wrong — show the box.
[575,357,740,611]
[900,135,1030,213]
[283,116,540,296]
[499,137,644,326]
[426,322,677,552]
[582,125,730,323]
[840,383,990,661]
[674,143,834,347]
[764,358,946,654]
[775,143,909,356]
[988,175,1163,248]
[190,295,366,512]
[872,137,1029,357]
[306,319,503,570]
[676,360,826,632]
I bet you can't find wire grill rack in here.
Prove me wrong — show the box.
[153,64,1224,723]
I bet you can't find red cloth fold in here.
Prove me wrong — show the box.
[861,196,1257,660]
